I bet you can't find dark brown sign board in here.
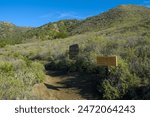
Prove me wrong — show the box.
[69,44,79,59]
[97,56,118,66]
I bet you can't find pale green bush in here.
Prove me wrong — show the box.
[0,57,45,99]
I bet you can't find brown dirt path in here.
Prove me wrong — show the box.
[32,71,100,100]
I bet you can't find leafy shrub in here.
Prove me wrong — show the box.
[101,59,141,99]
[102,80,120,99]
[0,57,45,99]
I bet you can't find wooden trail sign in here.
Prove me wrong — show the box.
[69,44,79,59]
[97,56,118,66]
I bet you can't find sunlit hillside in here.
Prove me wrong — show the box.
[0,5,150,99]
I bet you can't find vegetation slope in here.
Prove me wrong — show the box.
[0,5,150,99]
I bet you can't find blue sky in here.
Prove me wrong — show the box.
[0,0,149,27]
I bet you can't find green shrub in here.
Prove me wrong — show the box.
[102,80,120,99]
[0,62,13,73]
[30,61,45,83]
[0,57,45,99]
[101,59,141,99]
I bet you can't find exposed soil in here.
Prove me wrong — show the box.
[32,71,100,100]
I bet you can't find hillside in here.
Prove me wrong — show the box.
[0,22,30,38]
[0,22,31,47]
[22,19,80,41]
[0,28,149,99]
[0,5,150,100]
[25,5,150,39]
[0,5,150,46]
[70,5,150,35]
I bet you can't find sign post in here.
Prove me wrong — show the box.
[97,56,118,79]
[96,56,118,67]
[69,44,79,60]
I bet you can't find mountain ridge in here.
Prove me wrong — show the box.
[0,4,150,47]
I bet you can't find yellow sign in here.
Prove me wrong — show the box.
[97,56,118,66]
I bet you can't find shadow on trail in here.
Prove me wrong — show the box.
[46,70,68,77]
[46,70,101,100]
[44,83,68,91]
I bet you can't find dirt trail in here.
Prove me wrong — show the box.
[32,71,100,100]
